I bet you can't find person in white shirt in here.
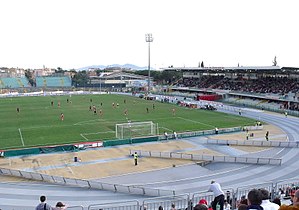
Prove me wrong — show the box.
[224,200,231,210]
[259,189,279,210]
[208,180,225,210]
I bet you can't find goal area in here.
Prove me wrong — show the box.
[115,121,158,139]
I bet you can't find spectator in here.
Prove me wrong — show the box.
[247,189,263,210]
[208,180,225,210]
[35,195,52,210]
[280,189,299,209]
[186,199,194,210]
[272,198,281,206]
[237,195,248,207]
[194,204,208,210]
[53,202,67,210]
[259,188,279,210]
[224,200,231,210]
[158,206,163,210]
[226,191,232,205]
[171,203,176,210]
[238,204,248,210]
[199,199,208,205]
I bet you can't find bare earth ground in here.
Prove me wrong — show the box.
[0,124,286,181]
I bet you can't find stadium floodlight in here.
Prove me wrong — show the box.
[145,33,153,94]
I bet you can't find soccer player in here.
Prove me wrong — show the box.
[16,107,20,113]
[93,105,97,114]
[124,109,128,116]
[51,101,54,106]
[60,113,64,121]
[146,107,149,113]
[172,108,176,116]
[153,104,155,109]
[98,109,103,117]
[58,101,61,108]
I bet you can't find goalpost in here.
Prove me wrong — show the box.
[115,121,158,139]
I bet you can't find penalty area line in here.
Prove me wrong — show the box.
[160,127,173,132]
[18,128,25,147]
[177,117,215,128]
[80,134,89,141]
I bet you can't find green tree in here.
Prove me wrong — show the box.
[25,70,35,86]
[72,71,89,87]
[134,70,182,85]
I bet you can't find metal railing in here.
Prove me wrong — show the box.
[0,167,175,197]
[206,139,299,148]
[67,206,84,210]
[129,150,282,165]
[88,200,140,210]
[142,194,190,210]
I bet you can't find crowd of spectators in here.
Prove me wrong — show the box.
[35,182,299,210]
[191,181,298,210]
[179,76,299,95]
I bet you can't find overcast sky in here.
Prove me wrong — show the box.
[0,0,298,70]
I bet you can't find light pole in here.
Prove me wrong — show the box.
[145,33,153,95]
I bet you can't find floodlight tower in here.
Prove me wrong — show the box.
[145,33,153,94]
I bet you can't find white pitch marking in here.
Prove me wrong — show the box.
[18,128,25,146]
[80,134,89,140]
[160,127,173,132]
[177,117,215,128]
[81,131,115,135]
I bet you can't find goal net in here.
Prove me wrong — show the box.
[115,121,158,139]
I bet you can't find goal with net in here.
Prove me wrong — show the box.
[115,121,158,139]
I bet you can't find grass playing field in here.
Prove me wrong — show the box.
[0,94,256,150]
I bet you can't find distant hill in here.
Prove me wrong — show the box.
[77,64,152,71]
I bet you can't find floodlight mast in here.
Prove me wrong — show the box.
[145,33,153,95]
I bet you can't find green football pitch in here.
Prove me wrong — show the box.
[0,94,255,150]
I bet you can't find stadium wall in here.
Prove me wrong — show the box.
[0,127,241,157]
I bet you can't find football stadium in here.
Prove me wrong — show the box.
[0,64,299,210]
[2,1,299,209]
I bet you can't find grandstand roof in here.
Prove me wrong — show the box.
[163,66,282,71]
[163,66,299,73]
